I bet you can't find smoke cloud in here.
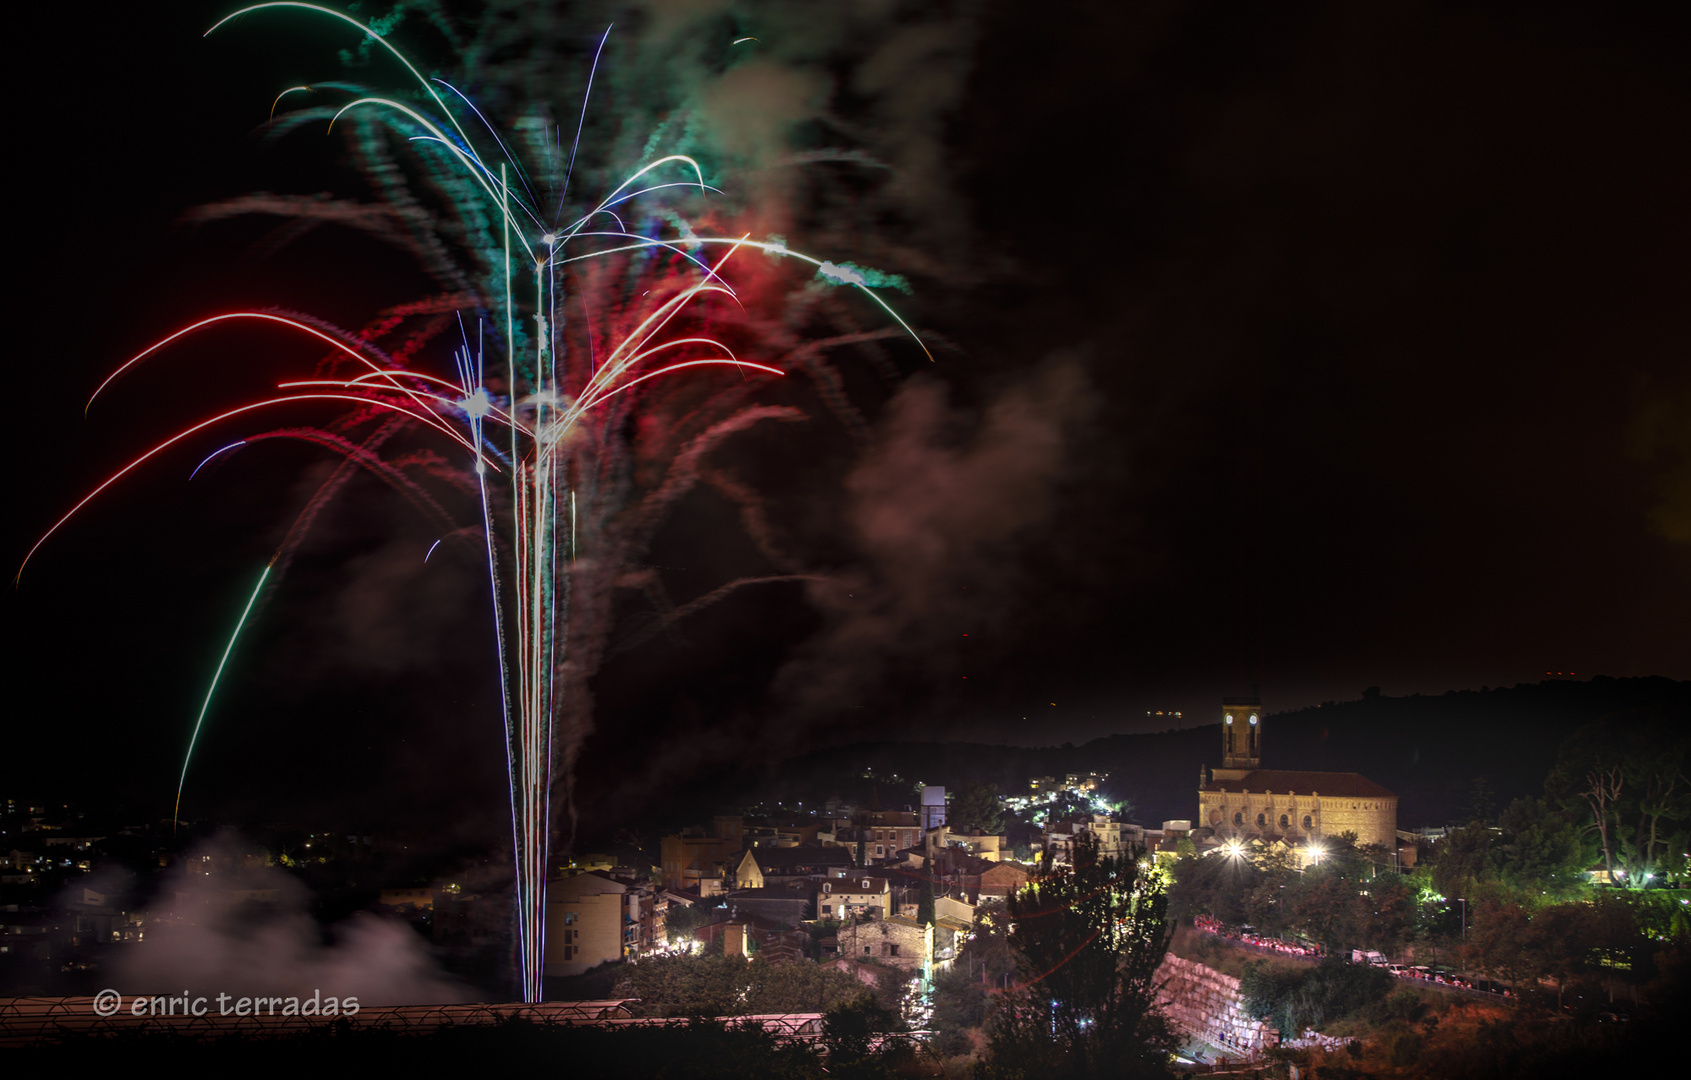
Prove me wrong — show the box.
[608,0,982,268]
[771,354,1096,726]
[113,835,472,1005]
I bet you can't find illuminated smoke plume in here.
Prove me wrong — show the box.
[773,356,1097,728]
[113,835,470,1005]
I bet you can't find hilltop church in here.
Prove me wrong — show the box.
[1197,696,1402,860]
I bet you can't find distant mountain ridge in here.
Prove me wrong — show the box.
[759,677,1691,828]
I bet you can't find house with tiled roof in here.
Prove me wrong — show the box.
[815,873,892,922]
[734,845,856,889]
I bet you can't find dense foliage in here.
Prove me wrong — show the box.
[1238,956,1393,1036]
[612,954,883,1017]
[981,833,1176,1079]
[1169,832,1408,953]
[949,783,1006,835]
[1546,714,1690,889]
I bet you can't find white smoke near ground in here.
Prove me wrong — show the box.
[112,835,472,1005]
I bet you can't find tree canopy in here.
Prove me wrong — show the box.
[1548,714,1690,889]
[983,833,1175,1079]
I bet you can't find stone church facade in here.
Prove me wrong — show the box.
[1197,697,1398,851]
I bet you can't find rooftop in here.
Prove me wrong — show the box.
[1201,769,1396,799]
[748,846,854,869]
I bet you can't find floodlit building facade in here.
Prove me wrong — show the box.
[1197,697,1399,852]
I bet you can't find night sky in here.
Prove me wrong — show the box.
[6,3,1688,844]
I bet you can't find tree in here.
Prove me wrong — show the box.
[613,954,748,1017]
[951,783,1005,836]
[1168,847,1259,927]
[745,958,874,1015]
[1046,789,1094,824]
[983,833,1176,1079]
[1548,714,1691,889]
[614,954,869,1018]
[1496,796,1591,899]
[1430,822,1496,901]
[821,994,912,1080]
[664,901,712,945]
[1462,898,1537,991]
[1520,902,1595,1009]
[932,902,1018,1054]
[1463,775,1498,826]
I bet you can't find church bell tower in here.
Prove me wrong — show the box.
[1220,695,1262,771]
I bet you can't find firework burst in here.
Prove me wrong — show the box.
[20,3,924,1001]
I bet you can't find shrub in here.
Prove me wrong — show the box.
[1240,958,1393,1035]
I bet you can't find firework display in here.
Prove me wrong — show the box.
[20,3,922,1002]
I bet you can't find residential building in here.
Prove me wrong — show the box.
[660,816,744,891]
[544,871,663,977]
[724,886,812,929]
[837,915,932,978]
[857,810,923,863]
[1044,814,1126,864]
[816,874,892,922]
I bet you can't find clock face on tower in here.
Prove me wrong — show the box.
[1221,698,1262,769]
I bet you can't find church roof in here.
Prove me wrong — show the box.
[1200,770,1396,799]
[748,846,854,868]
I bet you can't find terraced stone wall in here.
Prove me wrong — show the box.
[1154,954,1277,1058]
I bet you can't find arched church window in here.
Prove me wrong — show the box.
[1256,813,1266,828]
[1302,815,1313,830]
[1280,814,1290,829]
[1233,812,1243,826]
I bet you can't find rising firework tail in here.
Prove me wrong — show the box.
[22,3,926,1001]
[174,563,272,833]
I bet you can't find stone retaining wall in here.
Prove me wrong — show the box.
[1154,954,1278,1058]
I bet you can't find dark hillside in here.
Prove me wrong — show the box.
[736,677,1691,829]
